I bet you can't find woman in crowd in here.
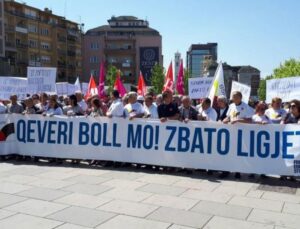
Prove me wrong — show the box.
[252,102,271,124]
[43,96,63,116]
[23,97,39,114]
[65,94,84,116]
[89,97,104,117]
[281,100,300,124]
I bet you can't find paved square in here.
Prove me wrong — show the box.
[0,161,299,228]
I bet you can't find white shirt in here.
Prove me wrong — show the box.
[107,99,124,117]
[265,108,287,124]
[124,102,145,118]
[78,100,88,112]
[46,107,63,116]
[252,114,271,124]
[227,102,254,120]
[144,104,158,119]
[199,107,217,121]
[0,103,7,114]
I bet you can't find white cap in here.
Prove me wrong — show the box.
[137,95,144,101]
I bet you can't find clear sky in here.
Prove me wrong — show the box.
[21,0,300,77]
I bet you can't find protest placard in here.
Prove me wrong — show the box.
[188,77,213,99]
[0,77,28,100]
[230,81,251,103]
[27,67,57,94]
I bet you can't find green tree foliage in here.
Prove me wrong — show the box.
[184,68,190,95]
[150,64,165,95]
[105,65,118,95]
[257,58,300,101]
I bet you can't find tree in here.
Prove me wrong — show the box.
[184,68,190,95]
[150,64,165,95]
[258,75,272,101]
[273,58,300,78]
[105,65,118,95]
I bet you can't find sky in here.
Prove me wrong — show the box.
[21,0,300,77]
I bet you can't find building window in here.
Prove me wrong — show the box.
[29,39,38,48]
[89,56,99,63]
[41,55,51,63]
[40,28,49,36]
[24,9,37,19]
[90,42,99,50]
[28,24,38,33]
[41,42,50,49]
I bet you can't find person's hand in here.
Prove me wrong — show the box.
[160,117,167,123]
[184,118,189,123]
[230,120,238,124]
[42,113,46,117]
[129,116,134,121]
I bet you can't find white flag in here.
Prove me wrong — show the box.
[74,77,81,92]
[207,61,226,106]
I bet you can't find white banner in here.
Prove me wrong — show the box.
[266,76,300,103]
[188,78,213,99]
[1,114,300,176]
[0,77,28,100]
[27,67,57,94]
[81,82,88,95]
[56,82,68,96]
[230,81,251,103]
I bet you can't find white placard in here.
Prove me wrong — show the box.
[230,81,251,103]
[81,83,89,95]
[266,76,300,103]
[27,67,57,94]
[188,78,213,99]
[56,82,68,96]
[0,77,28,100]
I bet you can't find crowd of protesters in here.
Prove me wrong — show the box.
[0,89,300,180]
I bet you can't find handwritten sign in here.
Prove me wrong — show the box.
[0,77,28,100]
[230,81,251,103]
[266,76,300,103]
[56,82,68,96]
[27,67,57,94]
[188,77,213,99]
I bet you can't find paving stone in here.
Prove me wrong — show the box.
[191,200,252,220]
[38,171,77,180]
[246,190,264,198]
[0,213,63,229]
[99,171,144,180]
[0,193,27,208]
[61,183,112,195]
[168,225,196,229]
[4,199,68,217]
[0,174,38,184]
[180,189,232,203]
[100,188,152,202]
[0,209,16,220]
[204,216,274,229]
[55,223,92,229]
[47,206,115,228]
[248,209,300,228]
[28,178,76,189]
[98,199,158,217]
[143,194,198,210]
[101,178,146,190]
[0,182,32,194]
[55,193,112,209]
[147,207,212,228]
[262,191,300,204]
[67,168,111,176]
[172,179,219,191]
[96,215,170,229]
[16,187,70,201]
[136,174,180,185]
[229,196,283,212]
[137,183,187,196]
[282,203,300,215]
[63,175,110,185]
[213,185,251,196]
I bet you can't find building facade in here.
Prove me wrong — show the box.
[174,51,181,83]
[186,43,217,78]
[83,16,162,86]
[2,0,82,82]
[0,0,4,57]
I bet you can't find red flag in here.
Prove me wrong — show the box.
[162,61,174,93]
[98,61,105,98]
[85,75,98,100]
[114,70,127,97]
[137,71,147,96]
[176,59,185,95]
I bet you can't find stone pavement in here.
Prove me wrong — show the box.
[0,160,299,229]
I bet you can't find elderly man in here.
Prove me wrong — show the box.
[216,95,229,121]
[178,96,198,122]
[198,98,217,121]
[7,94,24,114]
[144,95,158,119]
[75,91,88,112]
[106,90,124,118]
[124,92,145,119]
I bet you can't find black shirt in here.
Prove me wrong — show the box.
[158,102,179,118]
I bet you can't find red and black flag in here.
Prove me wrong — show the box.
[0,123,15,142]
